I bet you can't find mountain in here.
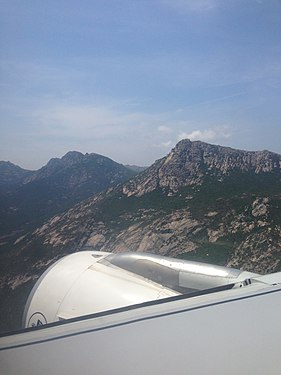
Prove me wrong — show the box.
[1,139,281,332]
[123,139,281,197]
[0,151,136,249]
[13,140,281,271]
[0,161,33,189]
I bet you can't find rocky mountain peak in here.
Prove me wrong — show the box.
[61,151,85,164]
[123,139,281,197]
[24,151,114,183]
[32,152,83,175]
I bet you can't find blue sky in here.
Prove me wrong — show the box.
[1,0,281,169]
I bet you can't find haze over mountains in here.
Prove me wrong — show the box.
[0,139,281,332]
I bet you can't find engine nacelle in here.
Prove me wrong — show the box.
[23,250,257,328]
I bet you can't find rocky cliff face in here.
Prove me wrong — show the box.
[123,140,281,197]
[25,187,281,275]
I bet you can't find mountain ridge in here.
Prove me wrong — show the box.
[0,161,33,188]
[123,140,281,197]
[14,139,281,274]
[0,151,138,246]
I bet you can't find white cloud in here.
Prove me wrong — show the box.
[178,130,215,142]
[153,140,173,149]
[178,126,231,143]
[161,141,172,147]
[158,125,172,133]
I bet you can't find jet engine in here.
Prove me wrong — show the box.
[23,251,256,328]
